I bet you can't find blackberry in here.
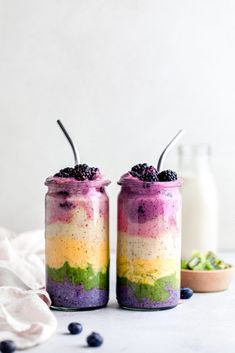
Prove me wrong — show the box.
[74,164,92,180]
[54,164,100,181]
[157,170,177,182]
[79,163,89,169]
[130,171,140,178]
[130,164,159,182]
[131,163,148,175]
[139,166,158,182]
[90,167,100,180]
[140,173,158,182]
[54,167,75,178]
[62,167,75,174]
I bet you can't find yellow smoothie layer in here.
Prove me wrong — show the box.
[117,255,180,285]
[118,231,180,259]
[45,234,109,271]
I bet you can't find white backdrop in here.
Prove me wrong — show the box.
[0,0,235,249]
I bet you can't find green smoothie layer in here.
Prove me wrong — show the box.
[47,262,109,290]
[117,273,179,302]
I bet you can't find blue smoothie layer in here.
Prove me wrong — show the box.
[117,283,179,309]
[47,278,109,309]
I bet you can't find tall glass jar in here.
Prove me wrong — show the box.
[45,177,110,310]
[117,175,182,310]
[178,145,218,259]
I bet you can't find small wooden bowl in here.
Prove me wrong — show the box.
[181,266,234,292]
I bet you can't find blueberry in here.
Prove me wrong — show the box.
[57,190,69,196]
[0,340,16,353]
[87,332,103,347]
[68,322,83,335]
[59,202,75,209]
[180,288,193,299]
[138,205,145,214]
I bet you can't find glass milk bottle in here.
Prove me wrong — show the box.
[178,145,218,259]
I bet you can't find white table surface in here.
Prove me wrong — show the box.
[32,253,235,353]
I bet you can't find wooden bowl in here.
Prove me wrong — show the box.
[181,266,234,292]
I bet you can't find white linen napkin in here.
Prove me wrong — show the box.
[0,228,57,349]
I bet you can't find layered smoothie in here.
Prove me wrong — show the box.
[117,164,182,310]
[45,164,110,310]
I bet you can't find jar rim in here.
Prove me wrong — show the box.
[117,175,182,189]
[45,176,111,188]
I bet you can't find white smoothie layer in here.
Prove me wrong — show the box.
[45,205,108,243]
[118,231,180,259]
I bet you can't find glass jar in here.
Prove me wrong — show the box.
[178,144,218,259]
[45,177,110,310]
[116,176,182,310]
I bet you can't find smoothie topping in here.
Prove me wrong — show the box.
[131,163,148,175]
[130,163,177,182]
[158,170,178,181]
[130,163,158,181]
[54,164,100,181]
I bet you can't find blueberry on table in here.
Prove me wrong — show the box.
[180,288,194,299]
[0,340,16,353]
[68,322,83,334]
[87,332,103,347]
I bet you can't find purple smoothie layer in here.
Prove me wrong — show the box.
[117,285,179,310]
[45,176,110,225]
[118,173,182,222]
[47,278,109,309]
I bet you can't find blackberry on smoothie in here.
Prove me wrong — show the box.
[117,164,182,310]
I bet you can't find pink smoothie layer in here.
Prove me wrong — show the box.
[118,173,181,238]
[45,176,110,225]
